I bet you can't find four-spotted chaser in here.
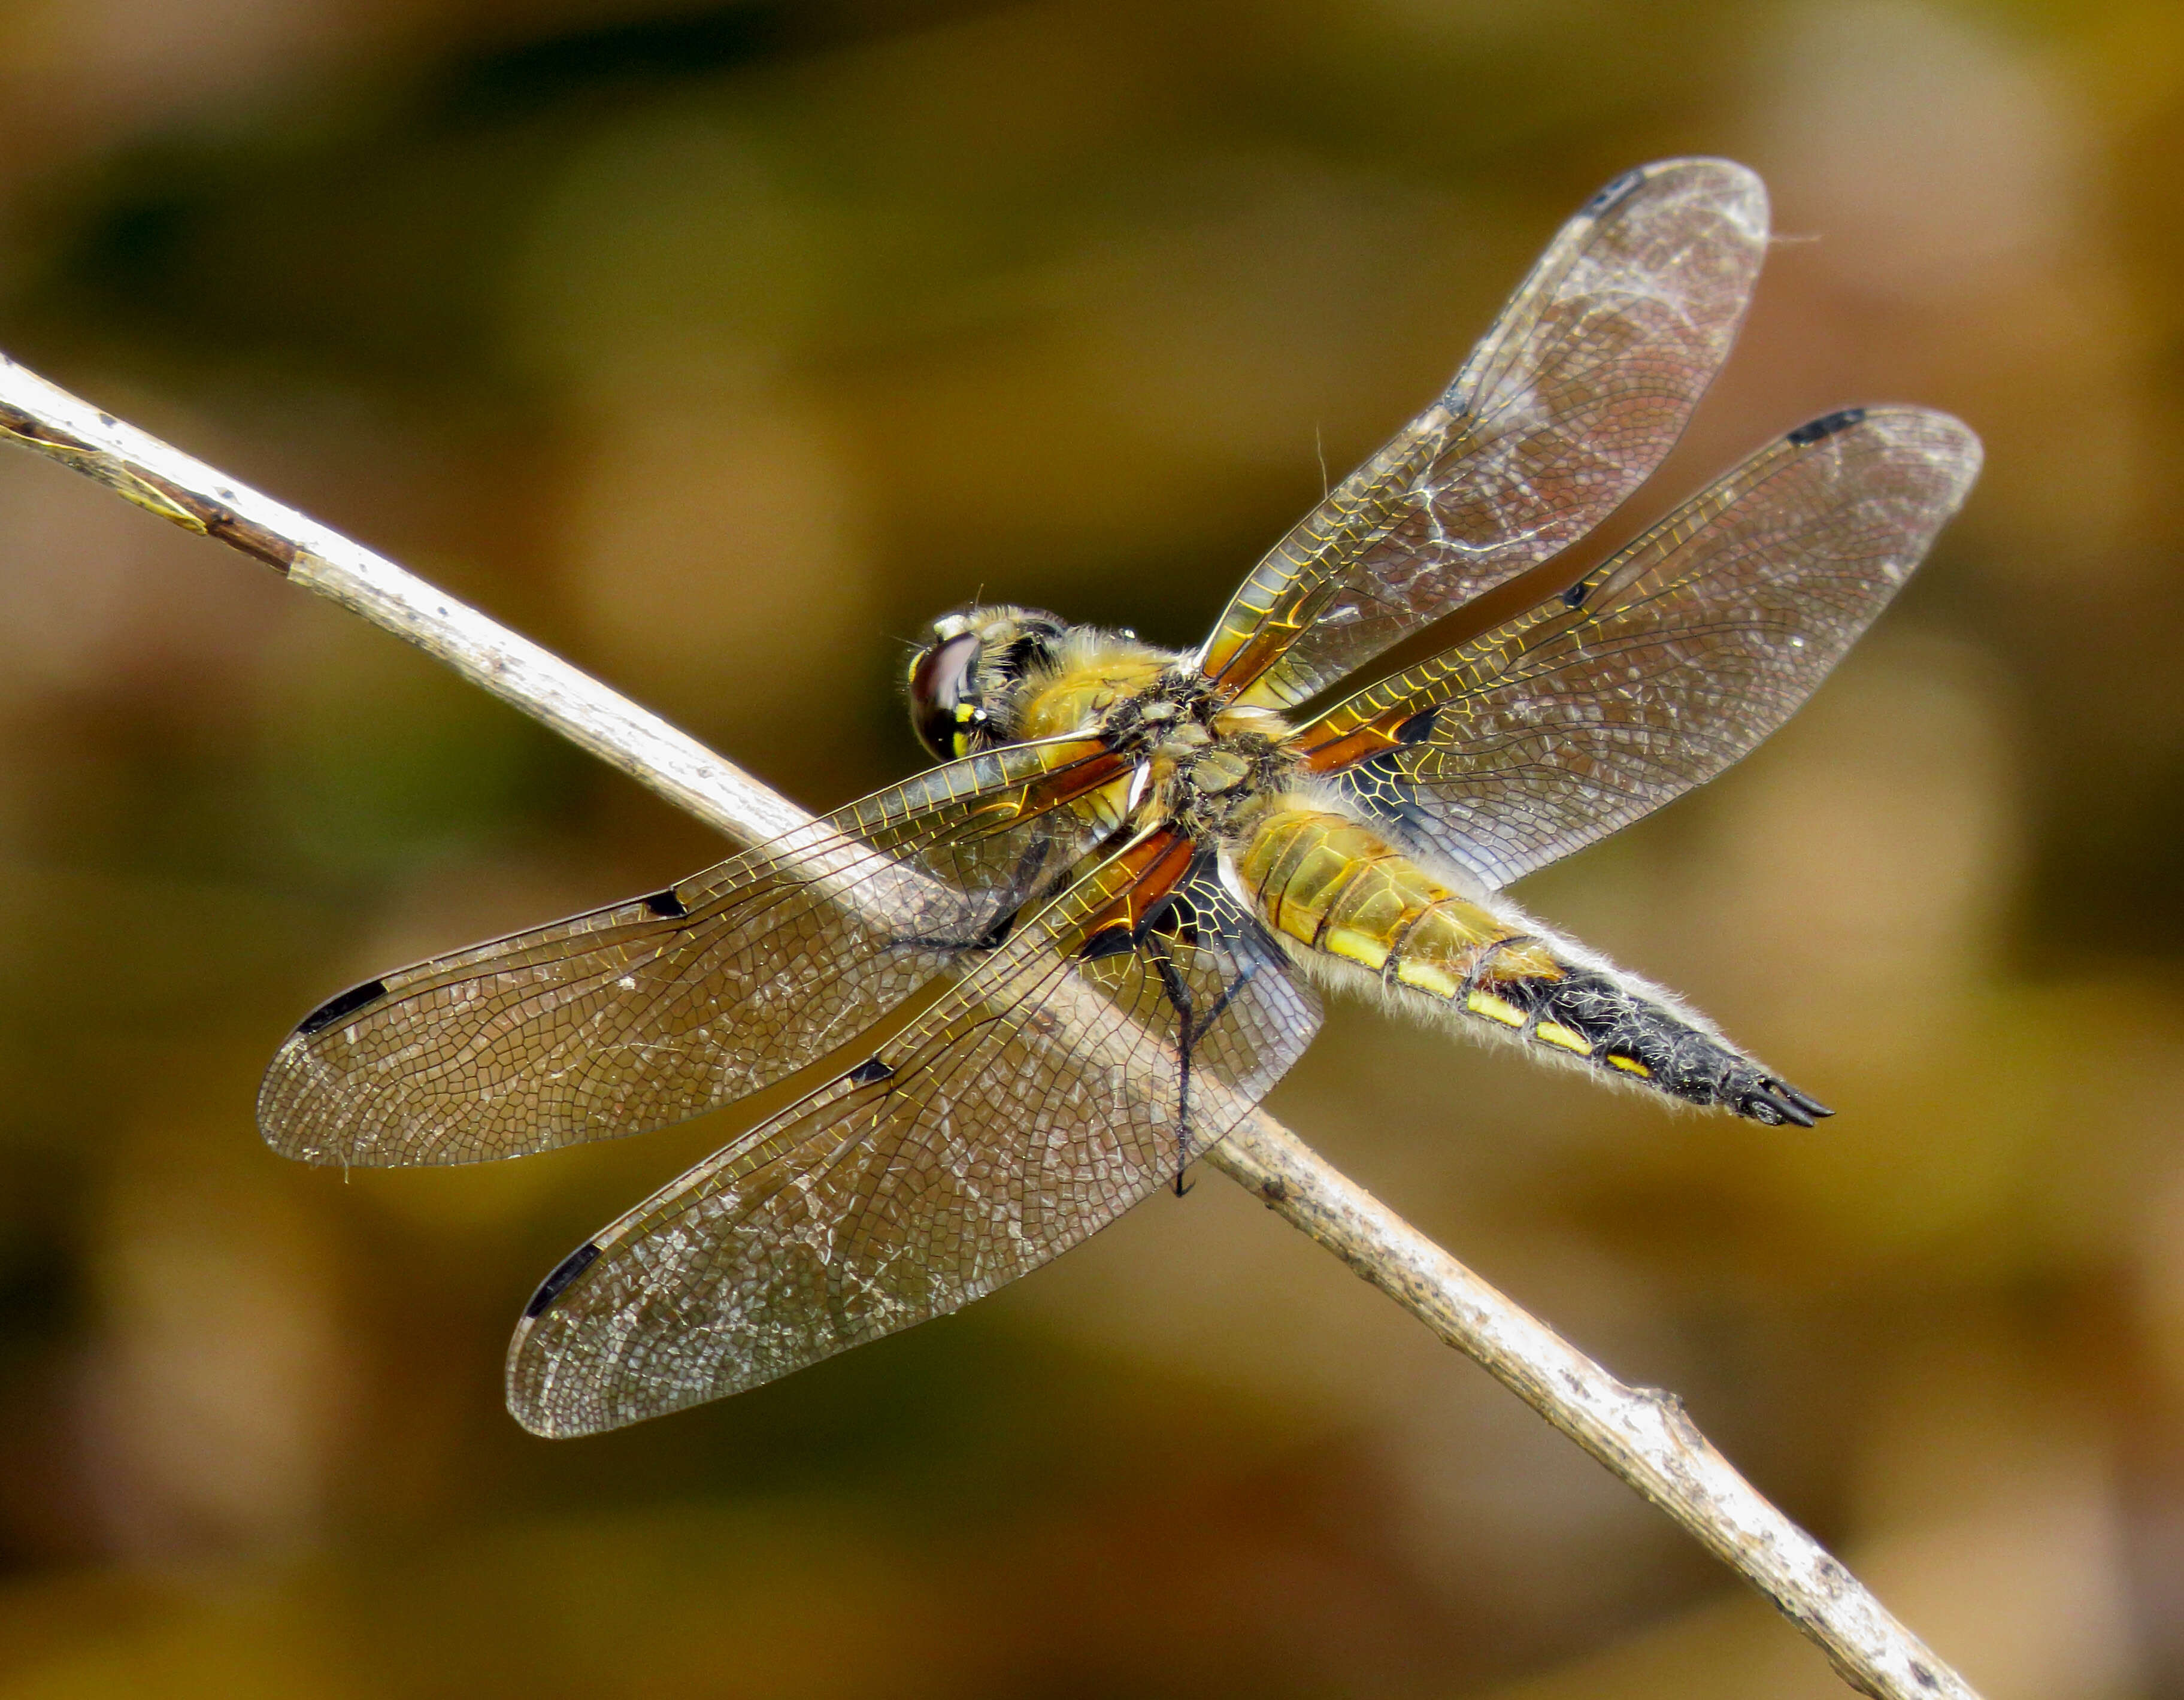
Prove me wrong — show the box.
[258,159,1981,1437]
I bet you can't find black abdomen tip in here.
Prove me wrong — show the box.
[1787,408,1867,447]
[298,978,387,1036]
[1517,968,1835,1129]
[525,1243,601,1318]
[1737,1078,1833,1128]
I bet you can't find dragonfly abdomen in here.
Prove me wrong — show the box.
[1234,803,1535,982]
[1232,804,1830,1128]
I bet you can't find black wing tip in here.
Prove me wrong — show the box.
[642,887,689,919]
[296,978,388,1037]
[524,1242,602,1319]
[1786,408,1867,447]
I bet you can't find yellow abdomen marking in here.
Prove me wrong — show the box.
[1322,926,1392,971]
[1397,960,1461,999]
[1237,805,1559,1009]
[1465,990,1526,1027]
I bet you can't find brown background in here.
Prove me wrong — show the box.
[0,1,2174,1695]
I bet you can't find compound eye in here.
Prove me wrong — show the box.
[908,631,982,761]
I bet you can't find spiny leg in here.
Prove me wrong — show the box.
[1143,934,1198,1196]
[887,832,1058,953]
[1142,933,1262,1197]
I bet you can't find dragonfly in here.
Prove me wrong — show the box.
[258,159,1981,1438]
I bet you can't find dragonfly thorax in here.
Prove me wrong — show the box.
[1007,643,1301,840]
[1143,705,1298,842]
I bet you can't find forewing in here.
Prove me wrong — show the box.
[506,846,1319,1436]
[1301,408,1983,888]
[1197,157,1770,711]
[258,737,1125,1167]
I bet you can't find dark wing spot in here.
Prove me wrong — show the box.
[1786,408,1867,446]
[1080,926,1137,962]
[297,978,388,1037]
[846,1056,895,1087]
[1395,707,1440,746]
[1561,577,1593,610]
[524,1243,601,1318]
[1157,893,1204,950]
[642,888,688,919]
[1584,167,1646,217]
[1340,753,1438,847]
[1132,890,1186,943]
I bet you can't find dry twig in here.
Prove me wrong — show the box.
[0,351,1980,1700]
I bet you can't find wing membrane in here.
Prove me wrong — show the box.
[506,844,1319,1437]
[1298,407,1983,889]
[1197,157,1769,711]
[257,737,1126,1167]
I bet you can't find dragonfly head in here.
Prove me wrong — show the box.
[906,604,1068,762]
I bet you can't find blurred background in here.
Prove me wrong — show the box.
[0,0,2170,1694]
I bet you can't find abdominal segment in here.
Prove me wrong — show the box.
[1232,805,1829,1128]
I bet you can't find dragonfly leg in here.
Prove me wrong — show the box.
[1142,935,1262,1197]
[1189,955,1259,1041]
[887,833,1059,953]
[1141,934,1199,1196]
[888,905,1021,953]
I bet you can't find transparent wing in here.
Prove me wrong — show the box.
[1296,407,1983,889]
[506,839,1320,1437]
[257,737,1128,1167]
[1197,157,1770,711]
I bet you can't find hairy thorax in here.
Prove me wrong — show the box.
[1010,635,1300,844]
